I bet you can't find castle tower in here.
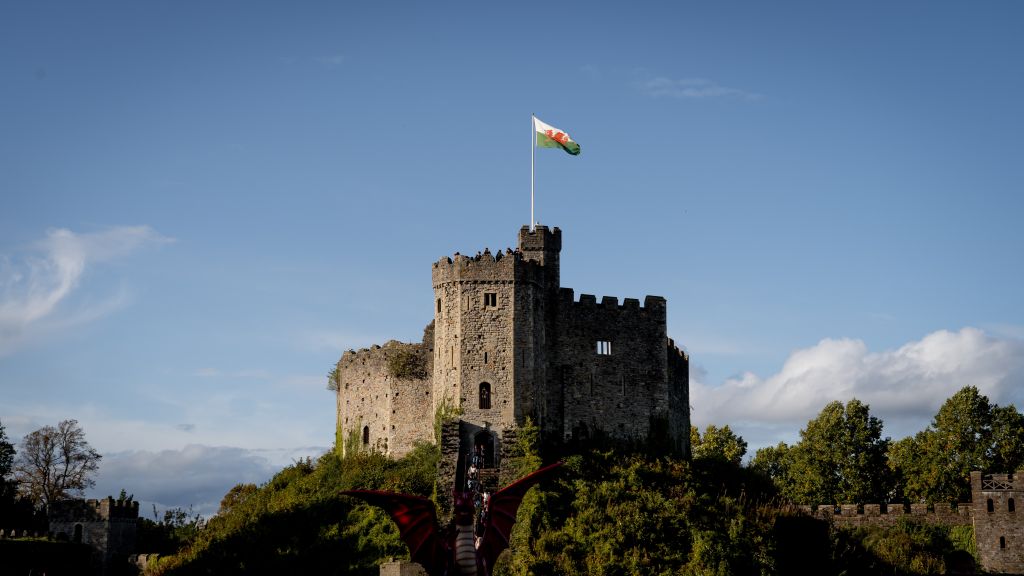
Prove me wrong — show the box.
[430,226,561,466]
[972,471,1024,574]
[49,497,139,575]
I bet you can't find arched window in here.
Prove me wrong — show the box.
[362,426,370,445]
[479,382,491,410]
[987,498,995,513]
[1010,498,1016,513]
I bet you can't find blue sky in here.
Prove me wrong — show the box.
[2,1,1022,516]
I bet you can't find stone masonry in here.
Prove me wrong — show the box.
[49,497,139,575]
[336,225,691,468]
[790,472,1023,574]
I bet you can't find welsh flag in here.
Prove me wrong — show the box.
[534,116,580,156]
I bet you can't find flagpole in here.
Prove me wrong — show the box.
[531,113,535,232]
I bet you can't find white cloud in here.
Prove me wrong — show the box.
[92,445,287,518]
[0,226,173,354]
[640,77,762,100]
[691,327,1024,451]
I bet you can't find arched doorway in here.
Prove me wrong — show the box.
[473,430,494,468]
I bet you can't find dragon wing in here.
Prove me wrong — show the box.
[340,490,447,576]
[477,461,563,576]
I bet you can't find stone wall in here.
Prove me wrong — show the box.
[337,336,433,458]
[48,497,138,575]
[791,502,972,529]
[786,472,1024,575]
[379,559,428,576]
[435,419,462,520]
[666,339,691,458]
[973,471,1024,574]
[554,290,670,444]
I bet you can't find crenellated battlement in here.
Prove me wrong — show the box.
[668,338,689,361]
[792,502,972,527]
[557,289,667,316]
[973,471,1020,491]
[432,247,523,268]
[431,247,548,288]
[49,497,140,522]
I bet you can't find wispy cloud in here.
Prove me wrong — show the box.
[0,226,173,354]
[316,54,344,68]
[640,77,762,101]
[691,327,1024,451]
[194,367,272,380]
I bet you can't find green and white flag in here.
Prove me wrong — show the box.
[533,116,580,156]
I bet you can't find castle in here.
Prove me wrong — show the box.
[48,496,139,575]
[335,225,691,467]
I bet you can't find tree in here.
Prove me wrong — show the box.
[14,419,101,507]
[889,386,1024,504]
[0,419,16,502]
[776,399,892,504]
[690,424,747,466]
[750,441,794,494]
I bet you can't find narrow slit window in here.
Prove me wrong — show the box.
[1000,536,1006,549]
[988,498,995,513]
[437,298,442,314]
[596,341,612,355]
[484,351,488,364]
[1010,498,1016,513]
[484,292,497,307]
[362,426,370,445]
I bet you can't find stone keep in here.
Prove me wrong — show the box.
[336,225,690,464]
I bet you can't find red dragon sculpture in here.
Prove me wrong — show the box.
[341,461,562,576]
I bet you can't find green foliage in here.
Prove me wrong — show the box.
[386,348,427,380]
[433,393,463,445]
[889,386,1024,503]
[152,443,439,575]
[326,366,339,391]
[763,399,892,505]
[496,449,779,576]
[499,417,542,487]
[138,504,207,555]
[691,424,748,466]
[853,518,978,575]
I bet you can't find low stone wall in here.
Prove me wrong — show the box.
[789,503,971,529]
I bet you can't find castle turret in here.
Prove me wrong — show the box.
[518,225,561,291]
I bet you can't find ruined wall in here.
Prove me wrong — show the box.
[973,471,1024,574]
[554,290,670,444]
[337,336,433,458]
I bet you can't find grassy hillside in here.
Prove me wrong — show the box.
[148,438,976,575]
